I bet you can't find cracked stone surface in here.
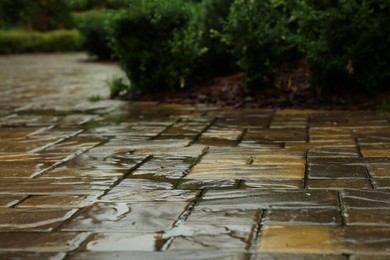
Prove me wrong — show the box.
[0,53,389,259]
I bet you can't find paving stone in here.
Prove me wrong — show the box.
[307,179,372,189]
[341,190,390,209]
[373,179,390,189]
[360,148,390,157]
[262,209,342,226]
[0,195,26,208]
[245,129,307,143]
[178,179,238,190]
[1,54,390,258]
[0,252,66,260]
[0,161,54,178]
[61,202,188,232]
[187,206,259,224]
[367,164,390,178]
[132,157,193,179]
[254,253,347,260]
[0,232,89,252]
[0,178,109,195]
[102,189,198,202]
[308,147,360,158]
[241,179,303,189]
[79,232,161,251]
[17,195,94,208]
[187,165,305,179]
[67,251,248,260]
[0,208,77,231]
[308,165,368,179]
[345,209,390,226]
[257,225,390,254]
[202,190,339,209]
[114,179,175,190]
[350,255,390,260]
[168,223,254,251]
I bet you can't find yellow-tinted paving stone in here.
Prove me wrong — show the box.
[258,225,390,254]
[373,179,390,189]
[187,165,304,179]
[258,225,335,254]
[0,208,77,231]
[241,179,303,189]
[0,195,26,207]
[17,195,94,208]
[0,252,66,259]
[252,158,305,165]
[361,148,390,157]
[367,164,390,178]
[345,209,390,226]
[0,232,88,252]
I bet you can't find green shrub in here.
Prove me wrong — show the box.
[108,0,206,94]
[74,10,112,59]
[198,0,237,78]
[0,30,82,54]
[294,0,390,97]
[218,0,295,91]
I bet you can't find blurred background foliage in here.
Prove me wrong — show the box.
[0,0,388,102]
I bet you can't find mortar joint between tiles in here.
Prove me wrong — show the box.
[248,209,265,259]
[337,191,348,226]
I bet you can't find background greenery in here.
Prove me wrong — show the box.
[0,0,388,101]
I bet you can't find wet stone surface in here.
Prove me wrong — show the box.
[0,53,389,258]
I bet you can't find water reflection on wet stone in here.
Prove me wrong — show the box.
[0,54,389,258]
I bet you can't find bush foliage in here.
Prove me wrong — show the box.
[74,10,112,59]
[108,0,206,94]
[294,0,390,96]
[0,30,82,54]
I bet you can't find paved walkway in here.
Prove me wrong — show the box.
[0,53,389,259]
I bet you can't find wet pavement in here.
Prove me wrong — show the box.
[0,53,389,259]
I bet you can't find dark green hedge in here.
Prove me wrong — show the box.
[0,30,82,54]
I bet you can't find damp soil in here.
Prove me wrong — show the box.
[120,60,385,110]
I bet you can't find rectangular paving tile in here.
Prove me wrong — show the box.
[341,190,390,209]
[102,189,198,202]
[262,209,342,226]
[187,165,305,179]
[241,179,303,189]
[61,202,188,232]
[345,209,390,226]
[257,225,390,255]
[308,147,360,158]
[67,251,248,260]
[307,165,368,179]
[0,195,26,207]
[0,208,77,231]
[178,179,238,190]
[0,252,66,260]
[201,190,339,209]
[168,223,254,251]
[187,206,259,225]
[0,232,89,252]
[307,179,372,189]
[0,178,109,195]
[16,195,94,208]
[367,164,390,178]
[79,232,161,251]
